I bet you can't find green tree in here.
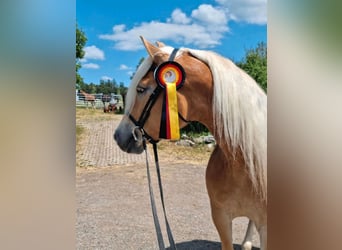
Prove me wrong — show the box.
[97,79,118,94]
[118,82,128,107]
[76,24,87,89]
[237,42,267,92]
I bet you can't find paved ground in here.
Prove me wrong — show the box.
[77,119,147,167]
[76,115,260,250]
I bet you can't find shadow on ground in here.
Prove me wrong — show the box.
[166,240,260,250]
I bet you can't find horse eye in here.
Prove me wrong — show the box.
[136,86,146,94]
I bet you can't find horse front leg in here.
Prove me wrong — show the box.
[259,225,267,250]
[210,203,234,250]
[206,146,234,250]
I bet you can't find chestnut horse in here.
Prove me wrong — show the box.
[114,37,267,250]
[79,90,96,109]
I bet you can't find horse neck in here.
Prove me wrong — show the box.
[180,76,214,133]
[179,69,237,161]
[183,81,236,160]
[175,54,213,132]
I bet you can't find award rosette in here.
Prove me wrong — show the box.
[154,61,185,140]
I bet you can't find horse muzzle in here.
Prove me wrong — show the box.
[114,120,144,154]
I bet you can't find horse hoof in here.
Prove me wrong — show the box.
[242,241,252,250]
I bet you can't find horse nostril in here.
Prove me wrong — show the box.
[114,131,119,142]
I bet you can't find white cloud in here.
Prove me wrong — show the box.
[191,4,227,25]
[83,45,105,60]
[119,64,131,70]
[100,21,223,50]
[101,76,113,81]
[168,9,191,24]
[99,5,228,51]
[215,0,267,24]
[99,1,266,51]
[83,63,100,69]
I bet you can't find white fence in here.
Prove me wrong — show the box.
[76,98,105,108]
[76,92,124,110]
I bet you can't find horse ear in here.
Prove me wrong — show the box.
[140,36,162,58]
[155,41,166,48]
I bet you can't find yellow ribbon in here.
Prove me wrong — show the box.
[166,82,180,140]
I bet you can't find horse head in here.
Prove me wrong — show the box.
[114,37,213,153]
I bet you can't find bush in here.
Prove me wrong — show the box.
[181,121,209,136]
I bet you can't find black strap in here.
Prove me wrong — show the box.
[143,140,165,249]
[178,112,192,124]
[131,86,163,128]
[153,143,176,249]
[168,48,179,61]
[143,139,177,250]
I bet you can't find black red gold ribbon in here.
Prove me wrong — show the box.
[155,61,185,140]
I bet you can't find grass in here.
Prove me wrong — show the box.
[76,124,86,155]
[76,125,84,143]
[76,107,122,122]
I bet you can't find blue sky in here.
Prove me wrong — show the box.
[77,0,267,86]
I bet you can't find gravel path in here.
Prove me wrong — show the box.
[77,119,147,167]
[76,116,260,250]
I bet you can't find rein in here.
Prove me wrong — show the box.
[142,137,177,250]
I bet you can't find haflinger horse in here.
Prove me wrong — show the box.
[79,90,96,109]
[114,37,267,250]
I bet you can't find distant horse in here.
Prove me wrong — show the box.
[101,94,112,106]
[79,90,95,109]
[102,94,118,113]
[102,94,112,113]
[114,37,267,250]
[103,103,116,113]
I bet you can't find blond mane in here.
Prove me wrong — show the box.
[187,49,267,201]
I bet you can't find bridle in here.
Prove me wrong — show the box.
[128,83,164,143]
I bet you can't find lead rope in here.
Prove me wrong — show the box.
[143,138,177,250]
[152,142,177,249]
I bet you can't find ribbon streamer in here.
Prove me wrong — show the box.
[165,82,180,139]
[155,61,185,140]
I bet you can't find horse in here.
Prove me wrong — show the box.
[79,90,96,109]
[114,37,267,250]
[103,103,116,113]
[102,94,112,112]
[101,94,112,106]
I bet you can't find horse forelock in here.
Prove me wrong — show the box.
[125,56,153,113]
[188,48,267,201]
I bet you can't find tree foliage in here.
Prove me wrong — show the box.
[236,42,267,92]
[76,24,87,89]
[81,80,127,95]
